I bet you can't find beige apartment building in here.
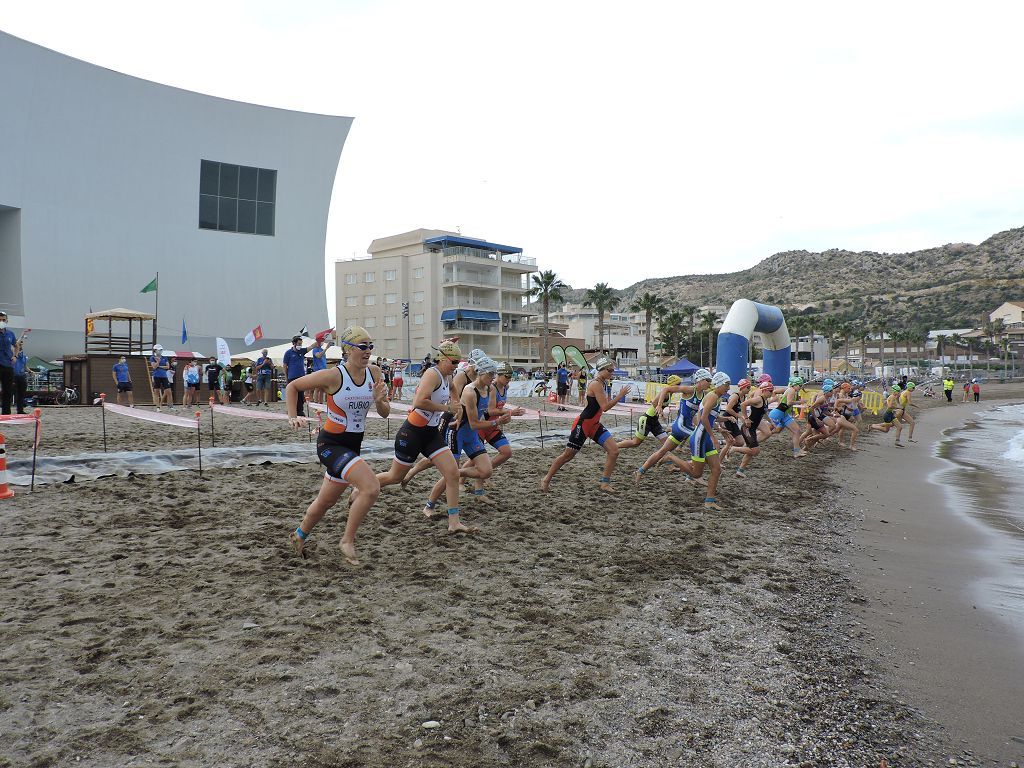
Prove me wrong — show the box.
[334,229,539,364]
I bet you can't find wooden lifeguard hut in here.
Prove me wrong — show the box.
[63,308,161,405]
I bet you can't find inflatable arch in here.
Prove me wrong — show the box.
[715,300,792,386]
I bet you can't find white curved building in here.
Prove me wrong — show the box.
[0,30,352,360]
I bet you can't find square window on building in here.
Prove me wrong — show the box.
[414,267,424,279]
[385,293,397,304]
[346,273,358,285]
[364,295,376,306]
[413,291,424,302]
[364,317,377,328]
[345,317,358,327]
[345,296,358,307]
[364,272,375,283]
[385,315,397,327]
[414,314,424,325]
[199,160,276,236]
[384,270,397,281]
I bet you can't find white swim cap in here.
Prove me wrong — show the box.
[694,368,712,383]
[711,371,731,388]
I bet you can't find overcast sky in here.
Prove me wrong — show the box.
[6,1,1024,312]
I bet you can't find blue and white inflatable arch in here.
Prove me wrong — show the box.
[715,299,791,386]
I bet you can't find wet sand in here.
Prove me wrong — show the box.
[0,395,1006,767]
[837,384,1024,765]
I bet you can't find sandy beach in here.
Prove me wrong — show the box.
[1,392,1021,766]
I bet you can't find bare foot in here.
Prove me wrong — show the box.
[599,482,618,495]
[633,469,643,484]
[794,450,807,459]
[894,442,905,448]
[473,493,496,505]
[448,522,481,534]
[339,540,361,567]
[540,476,551,493]
[704,499,723,512]
[289,531,308,559]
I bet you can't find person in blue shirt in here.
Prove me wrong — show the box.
[112,354,134,407]
[255,349,274,406]
[13,339,29,415]
[283,336,308,415]
[0,311,18,415]
[149,344,172,410]
[308,336,332,405]
[556,363,570,411]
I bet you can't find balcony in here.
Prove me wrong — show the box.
[442,267,500,288]
[443,321,500,334]
[442,294,499,311]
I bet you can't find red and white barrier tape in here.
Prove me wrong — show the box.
[211,404,289,421]
[102,402,199,429]
[307,401,405,421]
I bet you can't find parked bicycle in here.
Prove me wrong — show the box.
[57,385,80,406]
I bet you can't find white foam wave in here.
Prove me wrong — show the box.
[1006,430,1024,466]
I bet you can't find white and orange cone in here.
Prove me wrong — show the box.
[0,433,14,499]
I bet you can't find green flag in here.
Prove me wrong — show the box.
[140,276,158,293]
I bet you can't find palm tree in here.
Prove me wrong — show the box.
[583,282,619,355]
[680,305,698,361]
[700,311,719,368]
[936,334,947,369]
[872,321,888,380]
[526,270,567,370]
[819,316,839,375]
[630,292,666,379]
[992,318,1006,377]
[839,322,853,377]
[950,332,966,373]
[657,309,686,359]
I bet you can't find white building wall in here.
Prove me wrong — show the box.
[0,31,351,359]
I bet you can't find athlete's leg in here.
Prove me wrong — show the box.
[541,447,576,492]
[401,455,435,487]
[377,458,413,489]
[598,434,619,494]
[290,476,347,557]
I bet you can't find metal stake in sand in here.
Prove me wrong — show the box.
[209,396,216,447]
[99,393,108,453]
[195,410,203,478]
[305,394,312,443]
[31,409,41,492]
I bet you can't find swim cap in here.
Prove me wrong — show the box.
[737,378,751,389]
[907,382,916,390]
[476,357,497,375]
[840,382,852,391]
[495,361,513,377]
[823,378,835,387]
[759,381,774,392]
[594,356,615,372]
[435,340,463,360]
[891,385,901,393]
[788,375,803,387]
[339,325,371,344]
[757,374,773,385]
[711,371,731,388]
[666,375,683,386]
[694,368,712,383]
[468,348,487,366]
[822,382,834,392]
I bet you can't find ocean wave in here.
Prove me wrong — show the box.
[1006,430,1024,466]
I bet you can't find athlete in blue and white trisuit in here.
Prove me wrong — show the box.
[464,361,526,501]
[633,368,713,482]
[680,371,731,511]
[424,357,513,521]
[801,379,836,450]
[767,375,808,458]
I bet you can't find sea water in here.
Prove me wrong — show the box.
[935,402,1024,643]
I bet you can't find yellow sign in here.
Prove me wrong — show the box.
[86,318,94,334]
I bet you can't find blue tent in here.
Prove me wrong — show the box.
[661,357,698,375]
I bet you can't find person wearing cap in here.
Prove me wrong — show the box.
[942,375,955,404]
[149,344,172,410]
[465,360,526,497]
[831,382,862,451]
[767,375,807,458]
[898,382,920,442]
[869,385,906,447]
[615,374,681,452]
[733,378,776,476]
[541,356,630,495]
[112,354,135,407]
[285,325,389,566]
[800,380,837,451]
[422,357,514,512]
[717,378,759,466]
[678,371,732,511]
[0,311,15,415]
[634,369,713,481]
[971,378,981,403]
[376,339,477,533]
[400,348,485,488]
[255,349,274,405]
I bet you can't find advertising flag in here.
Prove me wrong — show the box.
[216,337,232,367]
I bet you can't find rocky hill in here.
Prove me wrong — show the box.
[566,226,1024,330]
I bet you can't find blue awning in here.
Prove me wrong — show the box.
[424,234,522,255]
[440,309,500,322]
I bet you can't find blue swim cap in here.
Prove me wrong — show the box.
[822,382,834,392]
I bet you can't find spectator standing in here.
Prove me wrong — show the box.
[183,360,201,407]
[13,340,28,414]
[962,380,970,403]
[943,375,954,403]
[972,379,981,403]
[241,365,255,404]
[283,336,308,414]
[205,358,223,403]
[219,364,234,405]
[255,349,274,405]
[393,367,405,401]
[112,354,135,407]
[0,311,16,415]
[166,359,178,408]
[556,363,569,411]
[309,337,330,404]
[149,345,172,410]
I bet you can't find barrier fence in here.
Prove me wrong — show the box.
[0,409,42,492]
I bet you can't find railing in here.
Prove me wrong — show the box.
[443,321,501,333]
[442,297,500,310]
[442,248,537,267]
[442,270,500,287]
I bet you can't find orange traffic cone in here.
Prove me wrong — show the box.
[0,433,14,499]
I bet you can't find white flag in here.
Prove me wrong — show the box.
[216,337,232,367]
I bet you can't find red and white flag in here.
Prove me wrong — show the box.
[244,325,264,346]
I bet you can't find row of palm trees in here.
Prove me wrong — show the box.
[527,269,1017,376]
